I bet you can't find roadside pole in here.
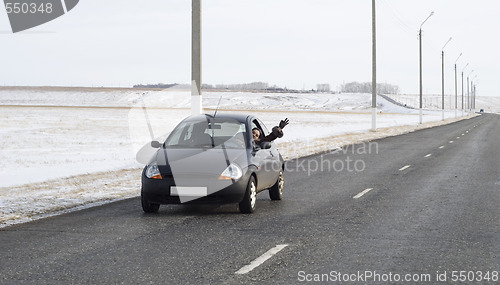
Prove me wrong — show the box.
[418,12,434,124]
[371,0,377,132]
[192,0,202,115]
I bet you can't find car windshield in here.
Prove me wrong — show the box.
[164,117,248,149]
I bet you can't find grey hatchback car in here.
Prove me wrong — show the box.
[141,113,285,214]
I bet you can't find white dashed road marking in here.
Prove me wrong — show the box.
[353,188,373,199]
[399,165,411,171]
[425,154,432,158]
[235,244,289,275]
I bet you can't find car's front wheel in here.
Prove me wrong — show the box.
[141,194,160,213]
[239,176,257,214]
[269,169,284,200]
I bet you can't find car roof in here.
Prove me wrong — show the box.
[185,113,253,124]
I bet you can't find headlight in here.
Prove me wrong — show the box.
[145,162,162,179]
[218,164,243,181]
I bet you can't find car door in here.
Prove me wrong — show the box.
[251,119,280,189]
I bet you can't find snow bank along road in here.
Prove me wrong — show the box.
[0,113,498,284]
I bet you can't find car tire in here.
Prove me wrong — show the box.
[269,170,284,200]
[239,176,257,214]
[141,194,160,213]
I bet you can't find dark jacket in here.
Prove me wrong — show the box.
[260,126,284,143]
[253,126,283,149]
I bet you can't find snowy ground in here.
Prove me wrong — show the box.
[0,86,488,228]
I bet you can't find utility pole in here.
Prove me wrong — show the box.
[473,83,477,110]
[467,70,473,111]
[191,0,202,115]
[471,81,474,111]
[371,0,377,131]
[441,37,452,121]
[454,53,462,118]
[419,11,434,124]
[471,75,478,111]
[467,76,470,111]
[461,63,468,116]
[419,28,423,123]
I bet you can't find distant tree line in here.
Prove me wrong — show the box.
[316,84,330,92]
[205,82,269,90]
[133,81,399,94]
[133,82,299,92]
[133,82,271,91]
[203,82,307,93]
[133,83,179,89]
[340,82,399,94]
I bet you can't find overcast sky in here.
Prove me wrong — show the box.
[1,0,499,96]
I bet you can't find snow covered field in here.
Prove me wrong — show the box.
[0,87,488,228]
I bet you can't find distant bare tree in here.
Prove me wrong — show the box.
[341,81,399,94]
[316,84,330,92]
[215,82,269,90]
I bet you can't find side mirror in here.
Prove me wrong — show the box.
[151,141,162,148]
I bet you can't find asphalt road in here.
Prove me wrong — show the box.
[1,114,498,285]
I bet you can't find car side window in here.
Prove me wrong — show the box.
[258,119,269,135]
[252,119,269,136]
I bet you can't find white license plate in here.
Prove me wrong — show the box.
[170,186,208,197]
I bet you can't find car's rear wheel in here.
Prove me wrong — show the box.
[141,194,160,213]
[239,176,257,214]
[269,170,284,200]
